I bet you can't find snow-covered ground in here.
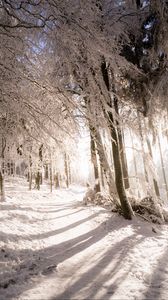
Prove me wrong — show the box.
[1,177,168,300]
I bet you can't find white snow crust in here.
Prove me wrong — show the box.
[0,177,168,300]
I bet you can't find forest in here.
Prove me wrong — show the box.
[0,1,168,299]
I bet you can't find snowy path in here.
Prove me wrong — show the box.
[1,178,168,300]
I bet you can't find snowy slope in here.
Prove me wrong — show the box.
[0,177,168,300]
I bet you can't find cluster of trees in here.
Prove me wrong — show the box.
[0,0,168,220]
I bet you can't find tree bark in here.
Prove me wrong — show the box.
[101,61,133,219]
[39,144,43,185]
[64,153,69,188]
[28,155,32,191]
[135,0,141,9]
[158,133,168,201]
[0,171,5,202]
[93,127,119,206]
[49,153,53,192]
[130,129,141,198]
[109,112,133,219]
[35,172,40,190]
[0,137,6,201]
[44,164,49,180]
[100,163,105,188]
[84,94,101,192]
[68,155,72,185]
[54,172,60,189]
[90,126,101,193]
[113,97,130,190]
[137,112,150,193]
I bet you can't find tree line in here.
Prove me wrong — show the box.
[0,0,168,220]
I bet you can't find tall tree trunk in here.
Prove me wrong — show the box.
[135,0,141,9]
[84,94,101,192]
[137,111,150,194]
[101,61,133,219]
[35,172,40,190]
[28,155,32,191]
[50,153,53,193]
[44,164,49,180]
[93,127,119,204]
[109,114,133,219]
[100,163,105,188]
[0,137,6,201]
[130,129,141,198]
[68,155,72,185]
[64,153,69,188]
[113,97,130,190]
[39,144,43,185]
[0,171,5,202]
[34,145,43,190]
[158,133,168,201]
[164,113,168,144]
[90,126,101,193]
[54,172,60,189]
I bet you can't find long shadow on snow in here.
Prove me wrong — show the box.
[0,203,76,214]
[0,212,162,299]
[52,222,164,300]
[0,213,126,298]
[43,208,84,220]
[21,211,107,240]
[0,211,106,242]
[143,241,168,300]
[0,209,84,224]
[52,233,146,300]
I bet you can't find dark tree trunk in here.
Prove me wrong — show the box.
[44,164,49,180]
[137,112,150,196]
[68,155,72,185]
[101,61,133,219]
[0,171,5,202]
[136,0,141,9]
[90,126,101,193]
[49,151,53,192]
[64,153,69,188]
[100,163,105,188]
[50,162,53,193]
[109,112,133,219]
[34,144,43,189]
[35,172,40,190]
[84,94,101,193]
[93,128,119,204]
[121,130,130,189]
[0,137,6,201]
[54,172,60,189]
[85,73,118,204]
[158,133,168,201]
[113,96,130,190]
[28,155,32,190]
[39,144,43,185]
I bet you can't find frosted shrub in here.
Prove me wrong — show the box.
[83,188,114,210]
[132,196,165,224]
[83,188,167,224]
[83,188,96,205]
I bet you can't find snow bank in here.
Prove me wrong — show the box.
[83,187,167,224]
